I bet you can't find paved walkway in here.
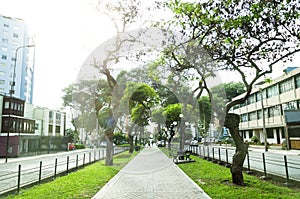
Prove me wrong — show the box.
[92,146,210,199]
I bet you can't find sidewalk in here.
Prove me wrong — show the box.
[92,146,210,199]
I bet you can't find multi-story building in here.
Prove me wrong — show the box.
[229,67,300,149]
[0,95,67,157]
[0,14,35,103]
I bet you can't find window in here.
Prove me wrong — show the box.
[241,114,248,122]
[56,113,61,120]
[256,92,261,101]
[257,110,262,119]
[49,111,53,119]
[295,75,300,89]
[268,107,274,117]
[232,104,240,110]
[267,85,278,98]
[282,101,297,110]
[279,78,293,94]
[3,23,9,28]
[4,101,9,109]
[240,102,246,107]
[267,129,274,138]
[1,55,7,60]
[55,126,60,133]
[0,71,5,76]
[13,33,18,38]
[2,38,8,43]
[247,94,256,104]
[273,105,281,116]
[0,80,4,84]
[48,125,53,133]
[249,130,253,138]
[249,111,257,121]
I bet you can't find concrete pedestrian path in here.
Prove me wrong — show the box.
[93,146,210,199]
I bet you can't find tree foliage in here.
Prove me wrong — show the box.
[168,0,300,110]
[164,0,300,186]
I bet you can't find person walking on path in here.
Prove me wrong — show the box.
[93,146,210,199]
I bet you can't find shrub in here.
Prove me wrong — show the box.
[251,135,260,144]
[74,144,85,149]
[282,140,287,150]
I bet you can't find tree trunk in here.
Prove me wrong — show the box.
[129,135,134,153]
[168,137,172,150]
[134,136,138,146]
[224,113,248,186]
[105,133,114,166]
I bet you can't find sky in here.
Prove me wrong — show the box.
[0,0,299,111]
[0,0,115,110]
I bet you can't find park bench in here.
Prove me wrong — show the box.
[173,150,195,164]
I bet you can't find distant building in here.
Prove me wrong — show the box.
[0,14,35,103]
[229,67,300,149]
[0,95,67,157]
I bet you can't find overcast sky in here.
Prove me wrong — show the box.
[0,0,116,109]
[0,0,299,110]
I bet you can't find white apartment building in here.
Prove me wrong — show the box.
[229,67,300,149]
[24,104,66,136]
[0,15,35,103]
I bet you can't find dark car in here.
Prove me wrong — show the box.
[217,136,233,144]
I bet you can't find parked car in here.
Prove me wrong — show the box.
[217,136,233,144]
[68,143,76,151]
[190,140,198,145]
[100,142,116,147]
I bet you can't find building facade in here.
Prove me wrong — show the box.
[0,15,35,103]
[0,95,67,157]
[229,67,300,149]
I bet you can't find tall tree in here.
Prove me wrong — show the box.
[62,80,102,145]
[210,82,246,129]
[121,82,159,152]
[92,0,143,165]
[165,0,300,185]
[198,96,212,136]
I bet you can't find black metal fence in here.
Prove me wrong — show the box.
[188,145,300,185]
[0,147,128,196]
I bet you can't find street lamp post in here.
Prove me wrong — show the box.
[179,113,183,152]
[5,45,35,163]
[259,88,268,152]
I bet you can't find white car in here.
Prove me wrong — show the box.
[100,142,115,147]
[190,140,198,145]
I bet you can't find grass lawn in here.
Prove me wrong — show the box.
[5,151,138,199]
[179,156,300,199]
[161,148,300,199]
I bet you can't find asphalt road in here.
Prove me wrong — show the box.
[0,147,128,196]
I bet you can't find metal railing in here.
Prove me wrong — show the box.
[188,145,300,185]
[0,147,128,196]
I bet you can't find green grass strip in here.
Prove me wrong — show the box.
[161,148,300,199]
[6,151,138,199]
